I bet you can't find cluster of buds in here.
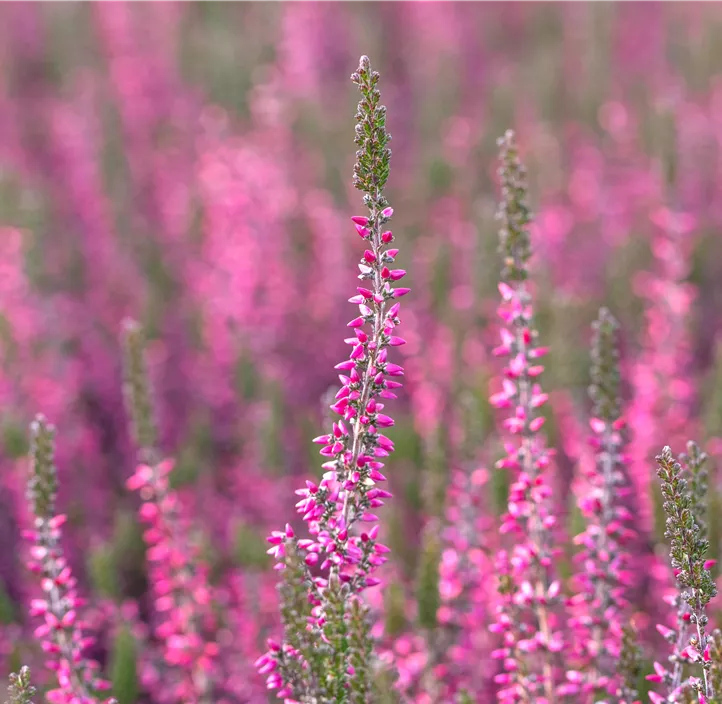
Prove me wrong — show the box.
[649,445,718,704]
[565,308,637,700]
[122,321,218,704]
[488,131,564,703]
[25,416,115,704]
[5,667,36,704]
[258,55,406,701]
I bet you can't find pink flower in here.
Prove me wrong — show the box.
[488,132,564,703]
[260,55,406,699]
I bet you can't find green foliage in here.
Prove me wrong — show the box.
[391,419,424,471]
[88,542,121,600]
[260,380,287,476]
[489,454,511,516]
[347,598,374,702]
[430,244,452,316]
[275,539,326,700]
[231,521,271,569]
[427,157,454,196]
[1,420,28,459]
[386,504,416,579]
[703,337,722,439]
[0,581,15,625]
[171,416,214,488]
[234,351,260,400]
[383,581,407,638]
[421,424,451,519]
[322,576,352,702]
[457,384,493,460]
[112,511,149,595]
[415,520,441,631]
[372,666,402,704]
[109,627,139,704]
[87,511,148,600]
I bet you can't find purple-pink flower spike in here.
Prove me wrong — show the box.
[649,445,717,704]
[566,308,637,700]
[25,415,116,704]
[488,130,564,704]
[122,320,218,704]
[258,55,406,701]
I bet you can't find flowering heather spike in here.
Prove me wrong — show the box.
[566,308,635,698]
[488,131,563,704]
[5,667,36,704]
[651,446,717,702]
[26,416,115,704]
[260,55,405,699]
[121,322,217,704]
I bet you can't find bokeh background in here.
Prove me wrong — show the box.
[2,2,722,701]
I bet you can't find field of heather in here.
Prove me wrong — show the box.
[3,3,722,703]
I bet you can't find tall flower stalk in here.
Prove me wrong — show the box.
[488,130,563,704]
[566,308,636,700]
[122,321,218,704]
[25,416,115,704]
[649,445,717,704]
[257,54,407,702]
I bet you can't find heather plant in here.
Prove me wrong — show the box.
[24,416,115,704]
[256,54,405,703]
[489,130,563,704]
[121,321,218,704]
[5,8,722,703]
[566,308,636,699]
[649,445,718,704]
[10,140,720,704]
